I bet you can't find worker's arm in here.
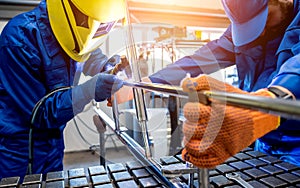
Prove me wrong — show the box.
[269,54,300,99]
[112,27,236,104]
[111,26,236,105]
[0,44,123,131]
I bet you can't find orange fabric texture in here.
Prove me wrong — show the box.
[181,75,279,168]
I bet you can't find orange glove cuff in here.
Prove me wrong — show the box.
[250,89,281,141]
[180,74,248,94]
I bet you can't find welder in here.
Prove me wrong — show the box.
[0,0,127,180]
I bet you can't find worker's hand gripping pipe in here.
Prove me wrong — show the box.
[123,81,211,188]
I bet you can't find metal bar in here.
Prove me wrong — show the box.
[199,169,210,188]
[99,131,106,166]
[123,81,187,98]
[204,91,300,120]
[186,163,195,188]
[112,95,121,131]
[123,81,300,120]
[93,107,175,188]
[124,0,152,159]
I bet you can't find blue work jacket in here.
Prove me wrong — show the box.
[150,1,300,166]
[0,1,109,179]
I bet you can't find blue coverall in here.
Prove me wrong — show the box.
[150,0,300,166]
[0,1,111,179]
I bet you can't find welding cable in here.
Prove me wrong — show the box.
[28,86,71,175]
[72,117,94,147]
[74,115,99,134]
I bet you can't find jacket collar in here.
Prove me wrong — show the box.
[36,0,60,58]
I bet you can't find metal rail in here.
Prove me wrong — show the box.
[93,107,177,188]
[124,81,187,98]
[123,81,300,120]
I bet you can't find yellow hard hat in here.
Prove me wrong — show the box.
[48,0,126,62]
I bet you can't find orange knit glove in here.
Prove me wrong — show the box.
[180,75,280,168]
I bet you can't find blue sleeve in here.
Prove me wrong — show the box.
[269,54,300,99]
[0,21,91,130]
[149,27,236,85]
[0,44,85,129]
[268,19,300,99]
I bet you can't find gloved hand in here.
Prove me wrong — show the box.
[180,74,280,168]
[80,73,124,102]
[105,55,132,106]
[103,55,121,73]
[107,55,132,78]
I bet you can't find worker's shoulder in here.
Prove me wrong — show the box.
[1,10,40,46]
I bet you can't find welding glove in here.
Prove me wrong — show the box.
[180,74,280,168]
[78,73,123,102]
[107,55,132,78]
[106,55,132,106]
[103,55,121,73]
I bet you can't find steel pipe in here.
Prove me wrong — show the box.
[93,107,175,188]
[123,81,300,120]
[124,81,187,98]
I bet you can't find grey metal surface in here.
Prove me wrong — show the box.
[161,163,198,177]
[204,90,300,120]
[199,169,210,188]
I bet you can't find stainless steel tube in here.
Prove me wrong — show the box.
[124,81,187,98]
[0,0,39,6]
[93,107,174,187]
[123,0,153,158]
[199,169,210,188]
[123,81,300,120]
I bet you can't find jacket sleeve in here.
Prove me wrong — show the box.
[149,26,236,85]
[268,19,300,100]
[269,54,300,99]
[0,44,85,129]
[0,25,97,130]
